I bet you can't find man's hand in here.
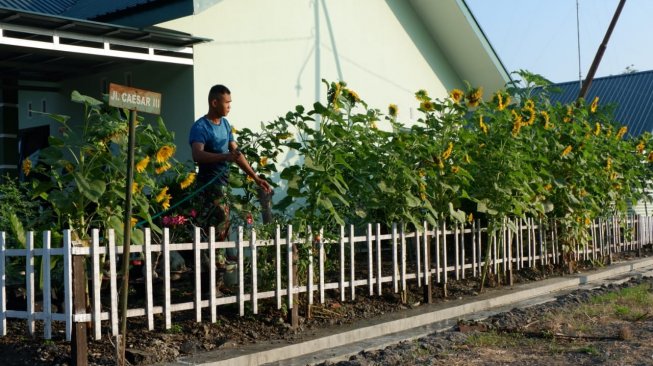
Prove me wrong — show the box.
[254,176,272,193]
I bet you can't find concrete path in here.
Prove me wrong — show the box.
[168,257,653,366]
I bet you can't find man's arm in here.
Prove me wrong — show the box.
[191,142,237,164]
[229,141,272,193]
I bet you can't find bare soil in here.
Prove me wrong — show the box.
[0,250,651,366]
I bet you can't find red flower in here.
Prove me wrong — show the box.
[246,213,253,225]
[189,209,197,218]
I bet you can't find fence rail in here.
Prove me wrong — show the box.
[1,215,651,341]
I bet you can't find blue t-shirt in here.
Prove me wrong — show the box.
[188,116,235,184]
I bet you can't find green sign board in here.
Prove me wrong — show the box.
[108,83,161,115]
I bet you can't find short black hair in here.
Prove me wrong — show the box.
[208,84,231,103]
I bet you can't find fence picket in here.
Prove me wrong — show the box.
[454,224,460,280]
[350,224,355,300]
[461,224,466,280]
[319,228,325,304]
[392,223,398,293]
[442,221,448,284]
[26,231,34,336]
[275,226,281,309]
[92,229,102,339]
[194,227,203,322]
[435,222,441,283]
[472,221,477,277]
[367,224,373,295]
[209,227,217,323]
[416,227,421,287]
[400,225,406,292]
[144,228,154,330]
[238,226,245,316]
[375,224,382,295]
[287,225,294,310]
[63,230,72,341]
[340,226,345,300]
[163,228,171,329]
[422,222,429,285]
[251,228,258,314]
[307,226,313,306]
[42,231,52,340]
[108,230,118,336]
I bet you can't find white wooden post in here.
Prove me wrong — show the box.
[442,221,448,284]
[339,226,345,301]
[275,225,281,309]
[472,220,477,277]
[319,228,325,304]
[194,227,202,322]
[63,229,72,341]
[163,228,171,329]
[415,227,421,287]
[251,228,258,314]
[307,226,313,306]
[26,231,35,336]
[108,230,118,336]
[477,220,482,276]
[454,224,460,280]
[435,222,441,283]
[492,230,498,274]
[375,223,382,295]
[367,224,373,295]
[287,225,294,311]
[0,232,5,336]
[91,229,101,340]
[144,228,154,330]
[400,225,406,292]
[238,226,245,316]
[392,223,398,293]
[42,231,52,339]
[209,227,217,323]
[461,223,465,279]
[422,222,429,285]
[349,224,355,300]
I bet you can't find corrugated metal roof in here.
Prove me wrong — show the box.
[549,70,653,137]
[0,0,164,20]
[62,0,158,20]
[0,0,76,14]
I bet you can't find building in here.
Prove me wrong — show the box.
[0,0,510,176]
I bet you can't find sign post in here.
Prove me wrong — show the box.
[108,83,161,366]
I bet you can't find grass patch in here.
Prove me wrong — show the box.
[466,331,526,348]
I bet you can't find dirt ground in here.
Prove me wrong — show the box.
[0,250,651,366]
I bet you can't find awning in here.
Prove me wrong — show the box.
[0,7,210,81]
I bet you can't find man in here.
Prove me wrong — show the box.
[189,84,271,239]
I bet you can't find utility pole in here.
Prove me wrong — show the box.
[578,0,626,99]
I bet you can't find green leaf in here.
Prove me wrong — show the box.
[71,90,103,106]
[449,203,466,223]
[8,211,26,249]
[274,195,294,211]
[304,156,325,172]
[377,181,396,193]
[72,172,106,203]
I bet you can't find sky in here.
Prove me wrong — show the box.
[466,0,653,84]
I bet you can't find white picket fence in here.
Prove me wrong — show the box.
[1,215,652,341]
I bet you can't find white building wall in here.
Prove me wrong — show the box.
[161,0,464,136]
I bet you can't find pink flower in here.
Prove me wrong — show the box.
[189,209,197,218]
[173,215,187,225]
[246,213,253,225]
[162,216,171,226]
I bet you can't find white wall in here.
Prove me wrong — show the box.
[161,0,464,136]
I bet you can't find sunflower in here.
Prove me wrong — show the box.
[259,156,268,166]
[563,105,573,123]
[441,142,454,160]
[132,182,139,194]
[523,106,536,125]
[594,123,601,136]
[637,141,645,154]
[180,173,196,190]
[451,166,460,174]
[388,104,398,117]
[156,145,175,163]
[544,184,553,191]
[155,162,172,174]
[511,110,523,136]
[130,217,138,228]
[450,89,464,104]
[492,91,510,111]
[22,158,32,176]
[605,157,612,171]
[415,89,429,102]
[136,156,150,173]
[479,116,488,134]
[590,96,599,113]
[561,145,573,157]
[648,151,653,162]
[346,88,361,103]
[420,101,435,112]
[161,195,171,210]
[156,187,169,203]
[541,111,553,129]
[615,126,627,139]
[466,87,483,107]
[231,127,238,134]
